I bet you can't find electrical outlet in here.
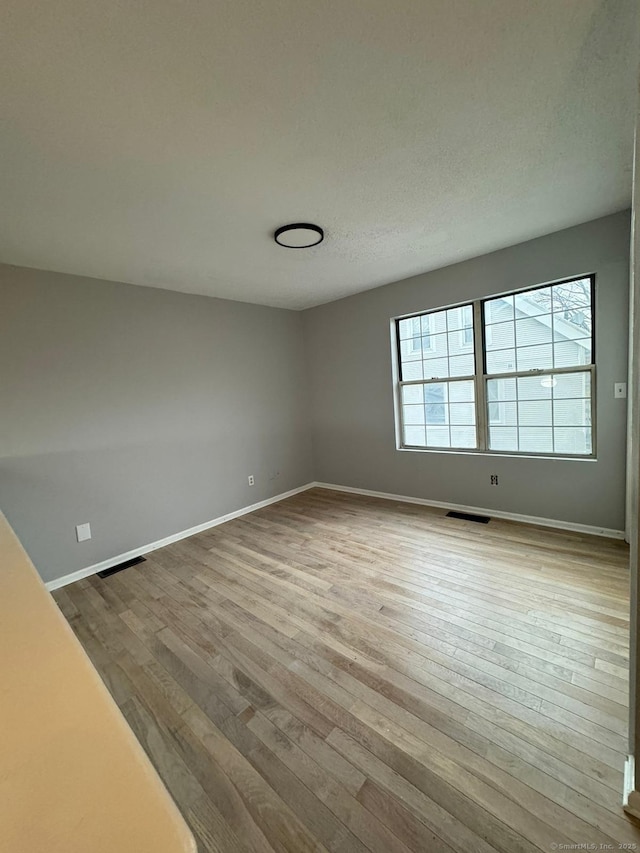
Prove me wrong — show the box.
[490,474,499,486]
[614,382,627,399]
[247,475,255,486]
[76,522,91,542]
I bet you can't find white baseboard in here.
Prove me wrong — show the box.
[45,483,315,591]
[312,482,626,540]
[46,478,624,591]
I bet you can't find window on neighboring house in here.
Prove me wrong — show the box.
[459,306,474,348]
[487,379,504,425]
[404,314,433,355]
[395,275,595,457]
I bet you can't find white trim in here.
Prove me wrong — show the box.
[313,482,625,540]
[624,754,635,807]
[623,755,640,818]
[46,478,623,591]
[45,483,315,591]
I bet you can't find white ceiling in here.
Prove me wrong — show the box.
[1,1,637,310]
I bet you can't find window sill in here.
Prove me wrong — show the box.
[397,445,597,462]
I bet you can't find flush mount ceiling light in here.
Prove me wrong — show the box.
[274,223,324,248]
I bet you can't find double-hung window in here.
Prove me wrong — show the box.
[395,275,595,457]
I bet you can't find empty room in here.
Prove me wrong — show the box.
[2,1,640,851]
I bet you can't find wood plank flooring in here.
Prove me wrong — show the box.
[53,488,639,852]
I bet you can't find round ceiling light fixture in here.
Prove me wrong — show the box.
[274,223,324,248]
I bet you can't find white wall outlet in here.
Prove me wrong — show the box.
[76,522,91,542]
[247,475,255,486]
[614,382,627,399]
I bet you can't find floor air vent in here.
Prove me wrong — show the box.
[97,556,146,579]
[446,511,491,524]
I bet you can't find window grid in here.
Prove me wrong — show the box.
[396,274,595,458]
[485,369,593,454]
[400,378,477,450]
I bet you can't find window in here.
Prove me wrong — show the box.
[395,275,595,457]
[405,314,433,354]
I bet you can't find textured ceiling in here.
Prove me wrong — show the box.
[1,1,638,309]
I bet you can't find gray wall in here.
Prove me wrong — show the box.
[303,211,630,531]
[0,266,313,583]
[0,211,631,585]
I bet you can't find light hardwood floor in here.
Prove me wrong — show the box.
[54,488,639,852]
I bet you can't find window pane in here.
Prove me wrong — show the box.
[447,330,462,356]
[425,405,446,424]
[488,402,500,424]
[514,287,552,317]
[515,317,552,347]
[519,427,553,453]
[489,426,518,451]
[422,357,449,379]
[426,311,447,334]
[553,307,592,340]
[447,305,472,331]
[490,400,517,425]
[401,384,424,404]
[485,321,515,350]
[485,295,514,323]
[398,317,421,340]
[420,334,433,353]
[449,381,475,402]
[553,370,591,399]
[426,427,451,447]
[554,338,591,367]
[553,279,591,310]
[518,400,551,426]
[424,383,447,424]
[449,403,475,425]
[425,404,446,424]
[402,360,424,381]
[425,383,447,424]
[424,332,448,357]
[487,377,517,401]
[486,348,517,374]
[450,426,476,448]
[554,427,592,455]
[516,343,553,371]
[448,353,474,377]
[403,404,425,425]
[517,375,551,400]
[425,382,449,403]
[461,325,474,347]
[400,338,422,361]
[404,425,426,446]
[553,399,590,427]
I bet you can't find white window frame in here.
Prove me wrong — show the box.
[394,275,596,459]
